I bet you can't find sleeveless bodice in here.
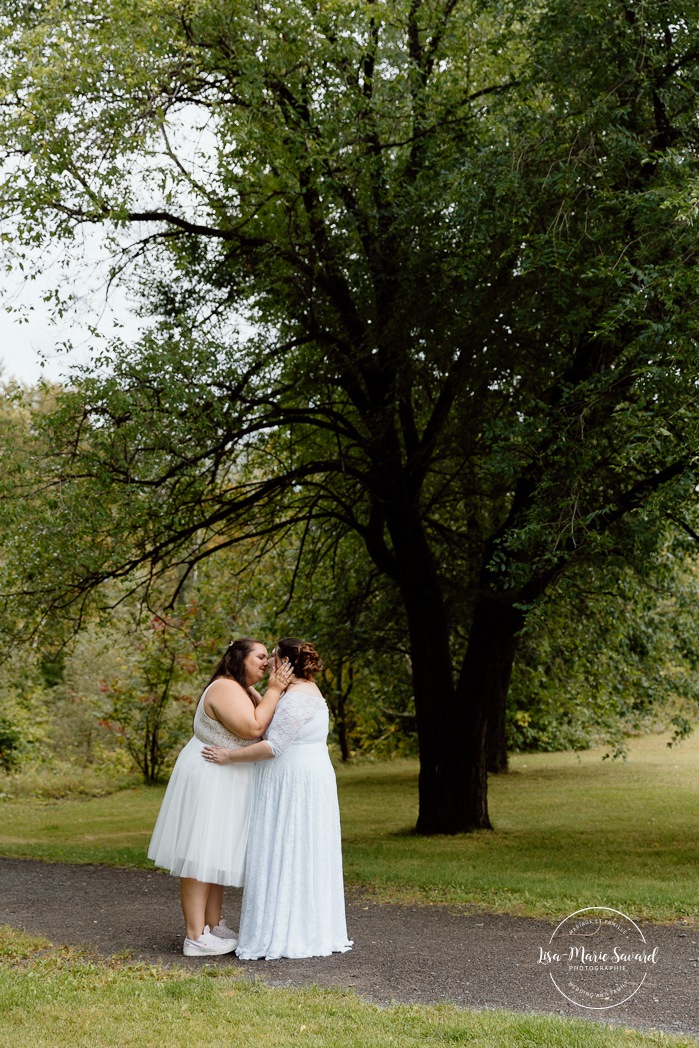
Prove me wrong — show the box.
[192,682,258,748]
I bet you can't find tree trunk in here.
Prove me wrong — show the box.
[459,594,522,790]
[324,659,352,761]
[384,504,474,833]
[384,501,522,833]
[410,592,522,834]
[336,705,350,762]
[401,590,465,834]
[486,677,510,774]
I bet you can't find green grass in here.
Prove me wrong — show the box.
[1,733,698,921]
[0,784,157,867]
[338,733,699,921]
[0,926,695,1048]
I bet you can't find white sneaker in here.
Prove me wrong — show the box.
[210,919,238,945]
[183,925,237,957]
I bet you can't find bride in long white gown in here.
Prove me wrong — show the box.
[202,637,353,960]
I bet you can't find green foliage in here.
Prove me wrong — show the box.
[76,562,280,784]
[509,547,699,754]
[0,661,54,774]
[2,0,697,615]
[0,762,137,801]
[99,614,198,784]
[38,650,65,689]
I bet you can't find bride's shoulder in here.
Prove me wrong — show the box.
[283,683,325,704]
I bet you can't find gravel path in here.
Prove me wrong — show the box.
[1,857,698,1040]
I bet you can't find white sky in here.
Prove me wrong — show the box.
[0,310,95,385]
[1,108,215,386]
[1,257,142,386]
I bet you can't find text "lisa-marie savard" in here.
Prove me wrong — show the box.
[538,947,659,965]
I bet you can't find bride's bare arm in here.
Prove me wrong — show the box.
[203,662,293,740]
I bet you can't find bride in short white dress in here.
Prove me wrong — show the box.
[148,683,256,885]
[203,638,352,960]
[147,638,293,957]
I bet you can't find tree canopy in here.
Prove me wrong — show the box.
[1,0,699,830]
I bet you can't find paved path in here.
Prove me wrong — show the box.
[1,858,698,1040]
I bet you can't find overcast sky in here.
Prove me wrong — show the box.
[1,111,214,386]
[1,270,141,386]
[0,311,90,385]
[1,221,148,386]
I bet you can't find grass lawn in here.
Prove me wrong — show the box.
[339,732,699,921]
[0,926,695,1048]
[0,732,697,922]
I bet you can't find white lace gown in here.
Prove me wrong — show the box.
[236,688,353,960]
[147,685,256,885]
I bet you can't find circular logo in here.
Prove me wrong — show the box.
[538,907,659,1010]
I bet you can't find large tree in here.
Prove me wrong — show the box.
[1,0,699,831]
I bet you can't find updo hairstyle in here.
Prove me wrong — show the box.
[206,637,264,690]
[275,637,322,681]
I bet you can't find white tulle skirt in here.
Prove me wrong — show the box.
[148,736,253,886]
[236,742,353,959]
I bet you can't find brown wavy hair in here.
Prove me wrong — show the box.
[275,637,322,681]
[205,637,265,690]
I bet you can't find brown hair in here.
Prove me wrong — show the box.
[206,637,265,690]
[275,637,322,681]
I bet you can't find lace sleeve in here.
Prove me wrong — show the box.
[265,692,321,757]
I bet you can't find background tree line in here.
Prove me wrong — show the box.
[1,0,699,829]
